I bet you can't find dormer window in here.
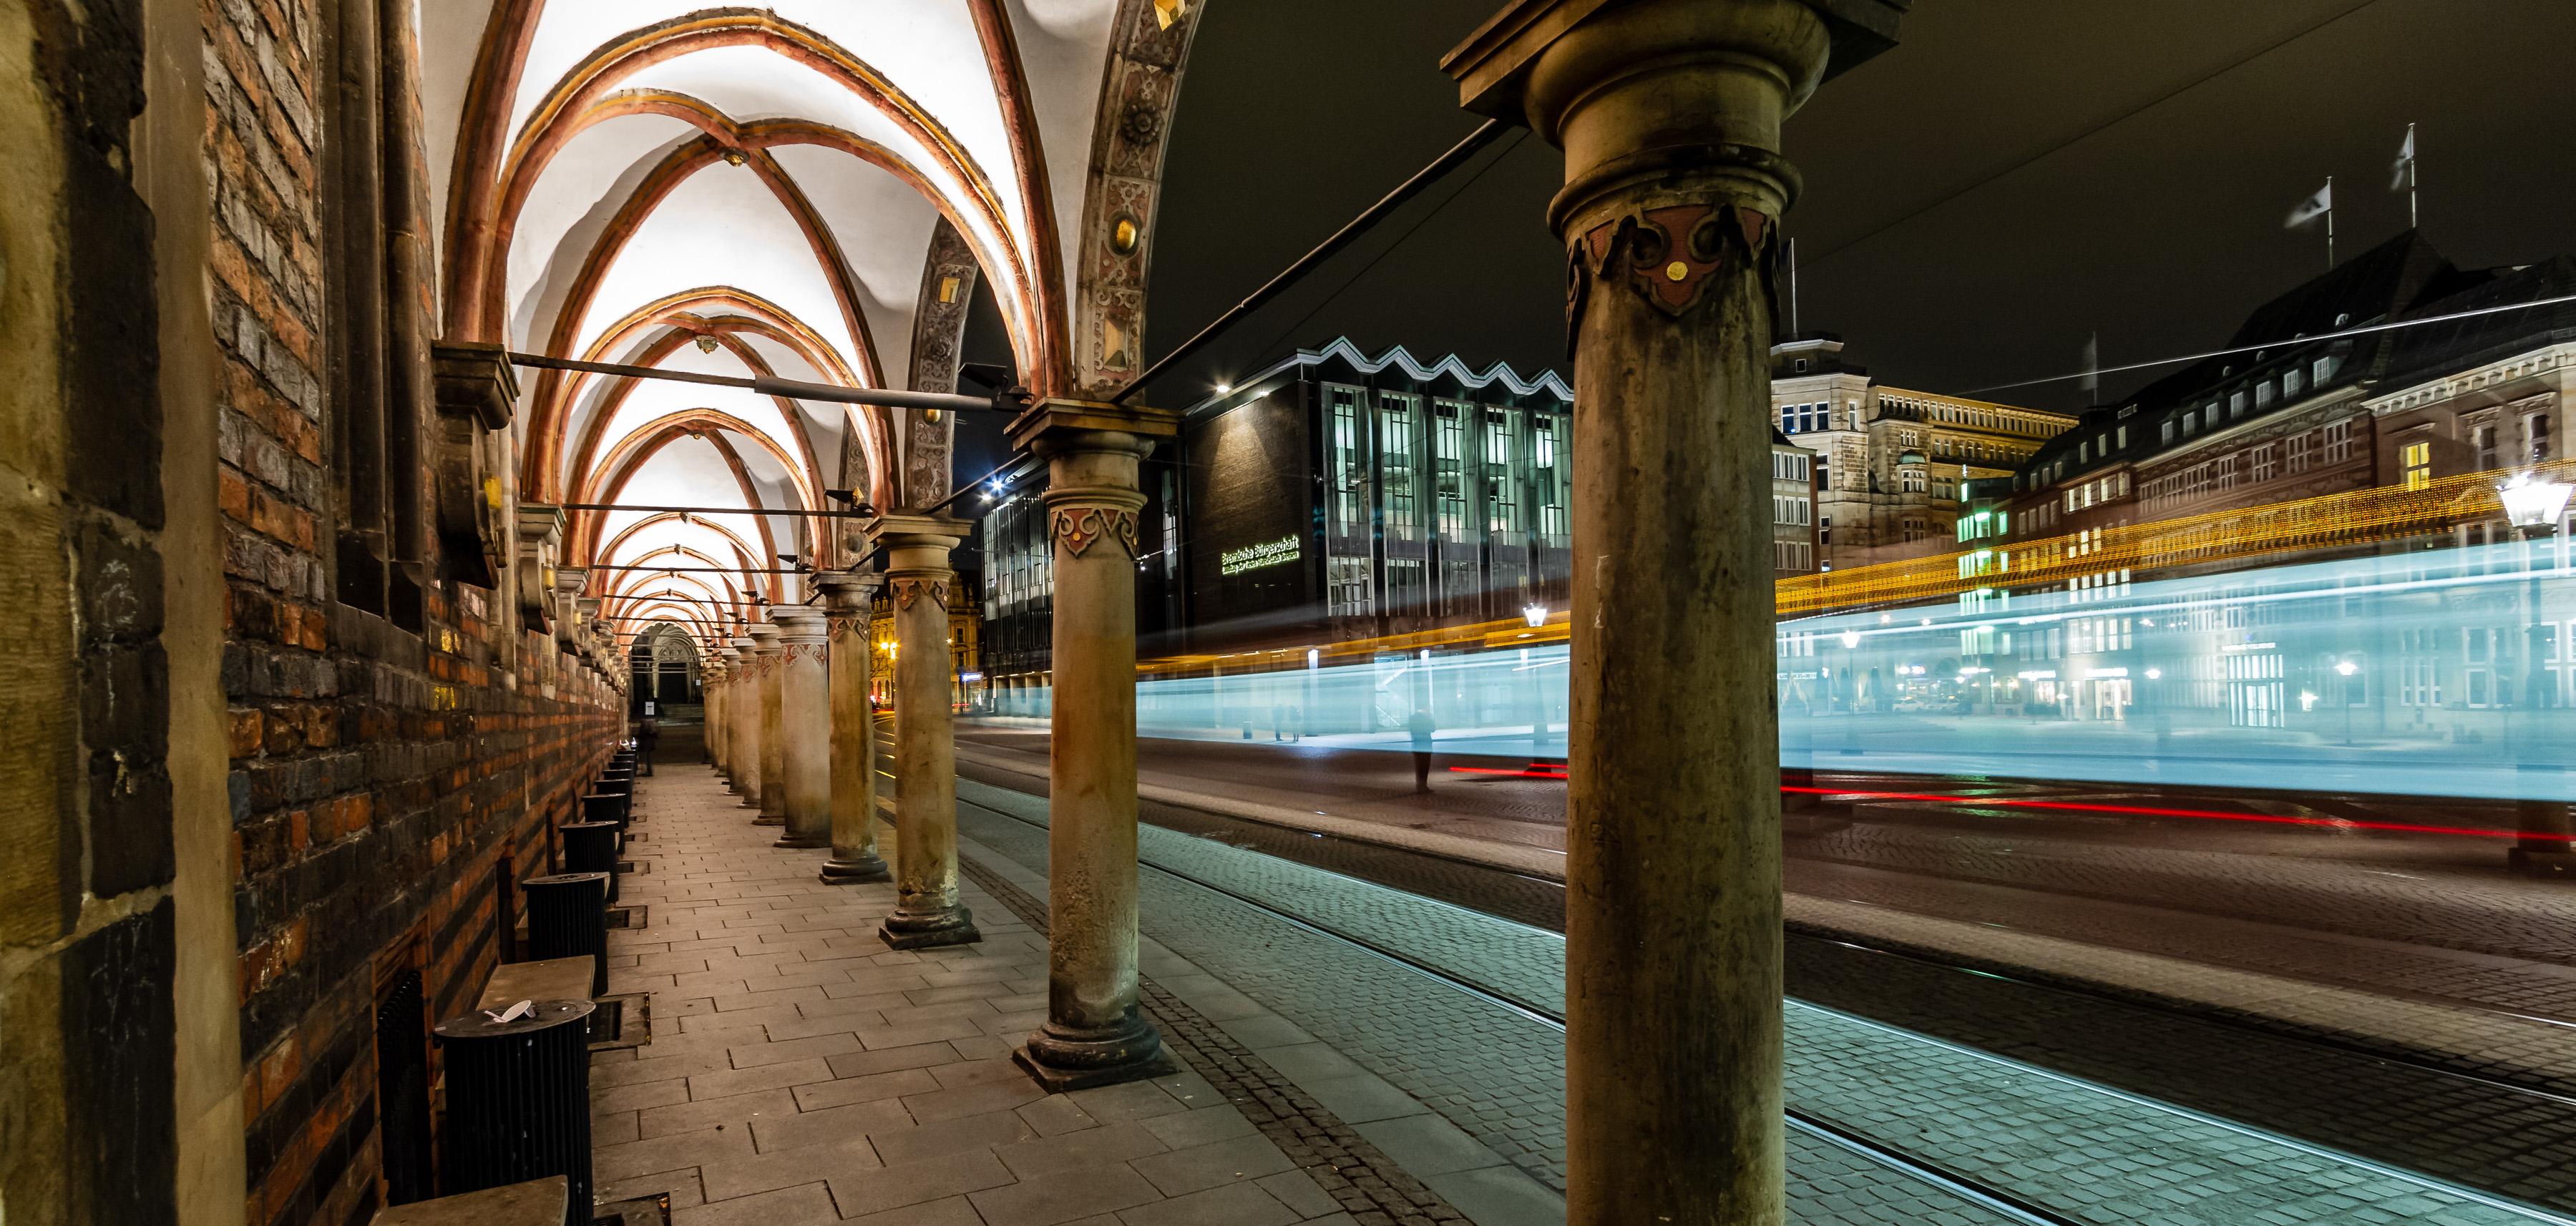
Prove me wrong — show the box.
[1795,358,1809,372]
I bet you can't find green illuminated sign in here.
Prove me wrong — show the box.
[1219,535,1301,577]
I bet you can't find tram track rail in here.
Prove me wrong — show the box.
[960,793,2093,1226]
[935,747,2576,1222]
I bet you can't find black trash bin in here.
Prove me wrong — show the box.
[558,823,620,903]
[520,872,609,996]
[434,999,596,1225]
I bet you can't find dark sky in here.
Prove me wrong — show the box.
[1118,0,2576,417]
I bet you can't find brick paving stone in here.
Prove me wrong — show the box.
[952,779,2568,1225]
[597,757,1354,1226]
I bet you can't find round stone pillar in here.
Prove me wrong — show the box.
[728,636,762,808]
[1005,399,1182,1092]
[750,619,786,826]
[868,516,979,949]
[773,605,833,849]
[817,571,891,883]
[703,657,728,779]
[1442,1,1880,1220]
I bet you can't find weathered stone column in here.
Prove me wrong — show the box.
[751,617,786,825]
[868,515,978,948]
[729,636,763,808]
[773,604,833,848]
[1006,399,1181,1091]
[817,571,892,883]
[703,656,726,777]
[1444,2,1896,1220]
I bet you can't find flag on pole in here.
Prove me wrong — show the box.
[2285,180,2333,228]
[2390,124,2416,190]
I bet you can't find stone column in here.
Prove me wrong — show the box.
[773,605,833,848]
[867,515,978,949]
[750,618,786,826]
[704,657,728,778]
[817,571,891,883]
[1444,2,1895,1220]
[729,636,763,808]
[1006,399,1181,1091]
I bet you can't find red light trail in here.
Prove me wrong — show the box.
[1446,768,2524,840]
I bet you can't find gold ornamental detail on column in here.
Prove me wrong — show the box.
[1051,506,1140,559]
[891,577,949,611]
[1565,201,1777,344]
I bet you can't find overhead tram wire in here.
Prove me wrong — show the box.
[1241,127,1532,368]
[1953,292,2576,397]
[1111,118,1511,404]
[1795,0,2388,272]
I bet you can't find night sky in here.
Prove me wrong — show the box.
[1121,0,2576,418]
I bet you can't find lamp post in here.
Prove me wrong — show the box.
[2499,473,2574,871]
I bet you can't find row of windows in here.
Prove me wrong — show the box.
[2154,356,2341,446]
[1326,386,1571,549]
[1779,402,1847,433]
[1774,541,1815,571]
[1772,451,1812,481]
[1774,496,1813,526]
[2062,471,2130,511]
[2145,421,2355,507]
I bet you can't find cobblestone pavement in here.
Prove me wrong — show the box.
[952,779,2572,1225]
[588,762,1362,1226]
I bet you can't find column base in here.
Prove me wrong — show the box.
[772,832,829,849]
[819,853,892,885]
[753,814,785,827]
[1014,1009,1179,1093]
[878,906,980,951]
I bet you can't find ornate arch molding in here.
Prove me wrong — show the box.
[897,217,982,510]
[596,511,770,605]
[559,325,831,505]
[448,9,1055,378]
[1069,0,1203,397]
[580,416,817,574]
[528,285,895,510]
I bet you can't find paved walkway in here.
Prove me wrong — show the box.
[590,764,1368,1225]
[595,755,2570,1226]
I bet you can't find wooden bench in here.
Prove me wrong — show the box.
[368,1174,565,1225]
[475,956,597,1012]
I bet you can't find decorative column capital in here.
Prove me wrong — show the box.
[1003,397,1180,461]
[814,569,884,609]
[772,604,829,647]
[1008,398,1179,561]
[864,514,971,577]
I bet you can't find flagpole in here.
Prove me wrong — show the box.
[2390,124,2411,229]
[2325,175,2336,268]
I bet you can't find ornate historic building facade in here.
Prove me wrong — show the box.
[1769,334,2075,571]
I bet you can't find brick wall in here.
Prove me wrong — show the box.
[201,1,622,1222]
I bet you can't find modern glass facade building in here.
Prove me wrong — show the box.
[1184,340,1576,652]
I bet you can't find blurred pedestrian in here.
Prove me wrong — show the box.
[637,717,660,776]
[1407,707,1436,793]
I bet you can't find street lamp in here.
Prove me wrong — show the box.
[1523,602,1548,628]
[2499,471,2573,868]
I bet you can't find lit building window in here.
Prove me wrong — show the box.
[2401,441,2431,491]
